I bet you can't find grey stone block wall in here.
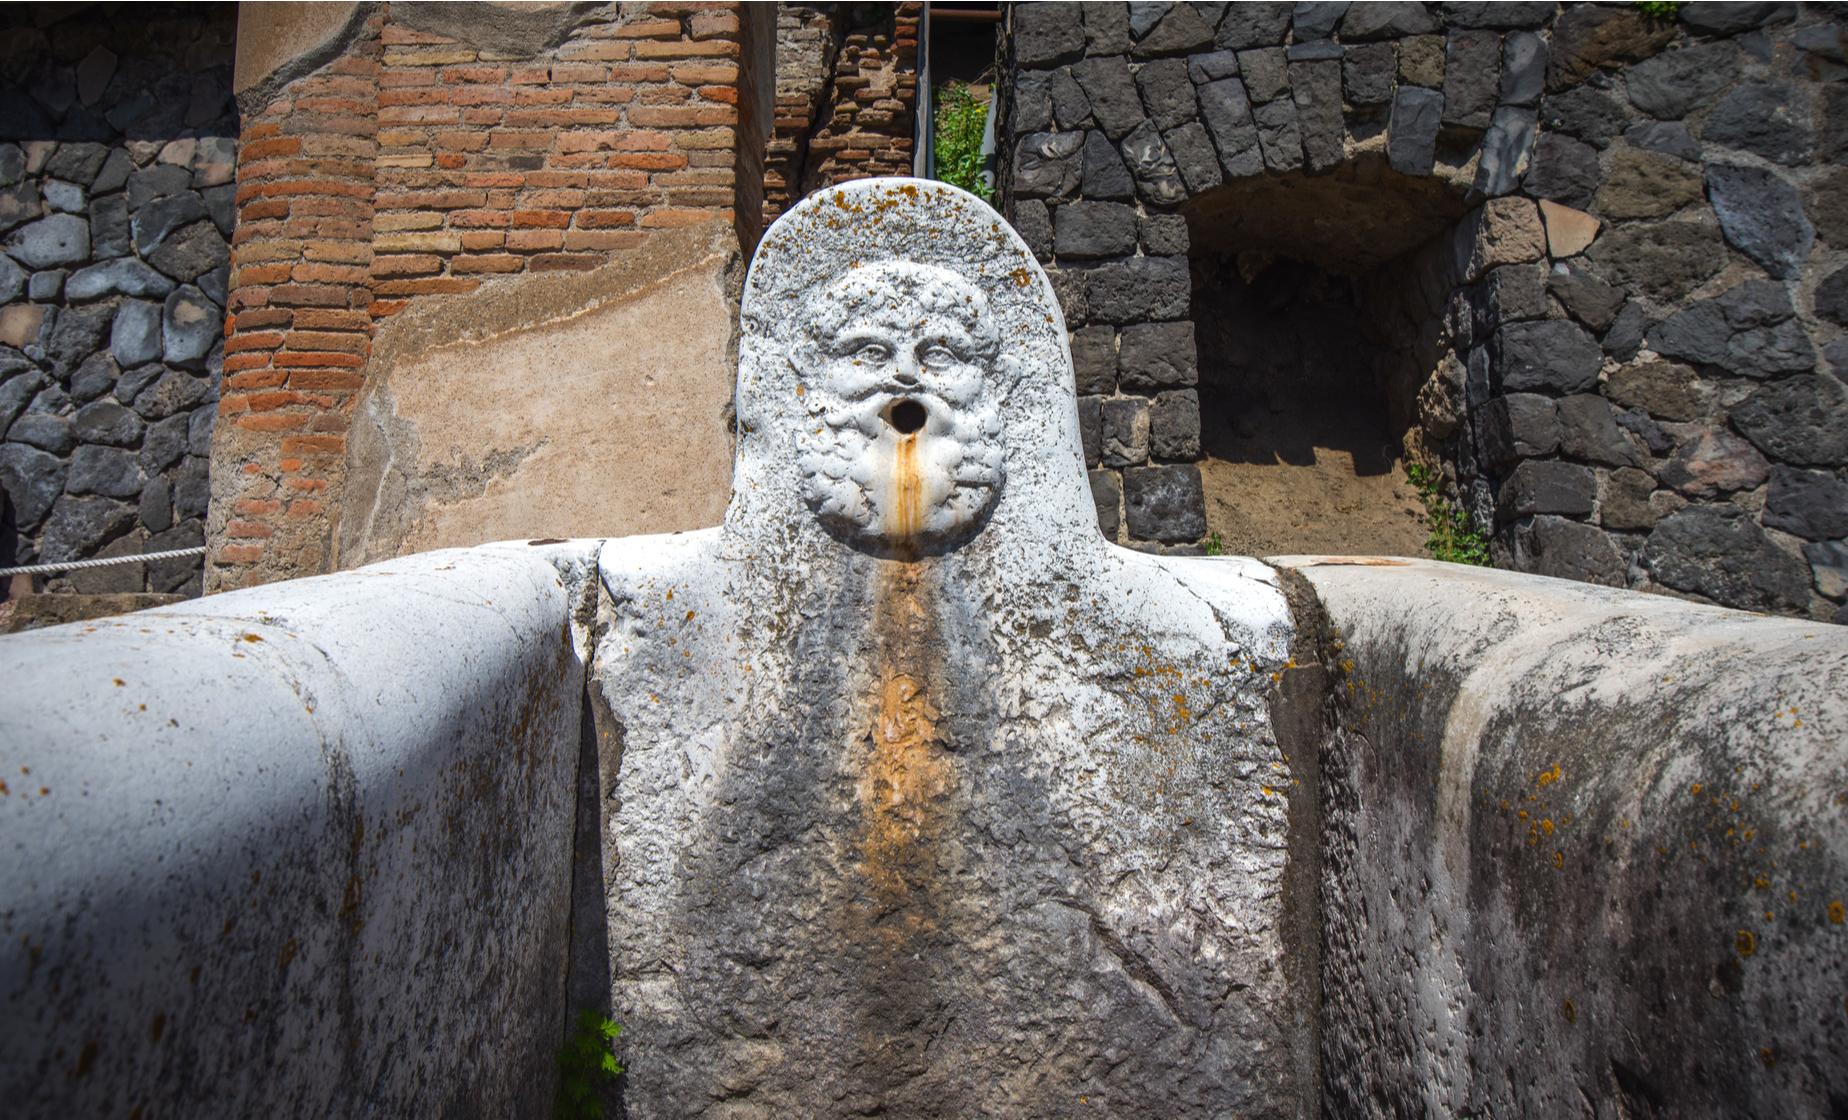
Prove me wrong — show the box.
[0,6,236,598]
[997,1,1848,622]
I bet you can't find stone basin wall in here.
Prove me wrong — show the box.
[0,4,237,597]
[996,2,1848,623]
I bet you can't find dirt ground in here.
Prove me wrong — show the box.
[1197,400,1431,559]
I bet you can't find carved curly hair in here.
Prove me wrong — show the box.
[794,261,1001,373]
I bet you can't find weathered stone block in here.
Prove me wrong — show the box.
[1538,199,1599,258]
[1124,462,1206,540]
[1594,146,1702,220]
[1625,40,1740,119]
[1478,392,1559,471]
[1215,2,1291,48]
[1731,374,1848,467]
[1187,49,1241,84]
[1496,459,1598,522]
[1387,86,1444,176]
[1343,42,1395,105]
[1011,199,1053,261]
[4,213,90,269]
[1080,129,1136,200]
[1070,324,1117,395]
[1457,196,1545,282]
[1601,466,1659,531]
[1050,68,1095,130]
[1088,466,1121,536]
[1054,200,1139,259]
[1557,393,1640,467]
[1119,121,1188,205]
[1643,503,1811,612]
[1071,56,1146,139]
[1524,514,1626,586]
[1082,2,1132,55]
[1546,261,1623,333]
[1134,4,1214,58]
[1014,132,1085,199]
[1583,220,1725,304]
[1604,359,1711,423]
[1649,281,1814,380]
[1291,59,1344,172]
[1164,121,1224,194]
[1254,97,1305,171]
[1494,320,1602,395]
[1139,212,1189,255]
[1136,58,1197,131]
[1084,256,1191,322]
[1291,2,1348,41]
[1197,78,1264,177]
[1443,29,1500,127]
[1705,162,1815,281]
[1149,389,1200,459]
[1117,320,1198,388]
[1523,132,1599,207]
[1101,395,1150,466]
[1340,2,1435,40]
[1016,1,1088,67]
[1702,82,1812,166]
[1500,30,1546,105]
[1546,4,1674,91]
[1473,106,1537,196]
[1238,47,1289,103]
[1078,393,1103,465]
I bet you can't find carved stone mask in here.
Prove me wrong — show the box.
[793,261,1006,555]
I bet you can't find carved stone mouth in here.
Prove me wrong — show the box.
[885,397,928,435]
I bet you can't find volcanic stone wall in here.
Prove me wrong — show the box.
[997,1,1848,623]
[0,4,236,597]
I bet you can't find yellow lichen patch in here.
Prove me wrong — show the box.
[1552,850,1564,869]
[1828,900,1845,925]
[1561,998,1577,1023]
[1690,782,1703,796]
[1735,929,1757,958]
[1536,764,1562,787]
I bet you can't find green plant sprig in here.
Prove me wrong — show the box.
[1405,462,1490,567]
[934,82,992,203]
[556,1011,622,1120]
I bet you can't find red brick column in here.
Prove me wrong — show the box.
[209,11,380,591]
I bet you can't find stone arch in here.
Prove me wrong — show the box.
[996,0,1847,623]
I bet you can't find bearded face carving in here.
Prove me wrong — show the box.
[794,262,1006,555]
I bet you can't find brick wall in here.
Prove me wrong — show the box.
[211,2,759,591]
[763,1,921,225]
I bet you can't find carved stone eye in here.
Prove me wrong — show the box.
[920,344,957,368]
[853,342,891,363]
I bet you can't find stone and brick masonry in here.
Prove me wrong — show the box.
[997,1,1848,623]
[0,5,236,597]
[763,1,920,226]
[213,1,764,591]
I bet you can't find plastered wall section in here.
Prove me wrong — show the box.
[339,221,737,565]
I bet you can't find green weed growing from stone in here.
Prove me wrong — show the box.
[1633,1,1682,20]
[1203,531,1225,556]
[1406,463,1490,567]
[556,1011,622,1120]
[934,82,992,203]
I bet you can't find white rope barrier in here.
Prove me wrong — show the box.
[0,546,206,578]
